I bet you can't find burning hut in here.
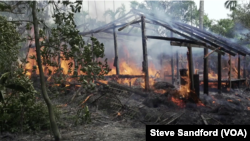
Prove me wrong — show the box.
[21,9,250,108]
[79,9,250,102]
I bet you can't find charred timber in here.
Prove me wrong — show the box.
[79,13,135,36]
[238,54,241,87]
[141,15,150,91]
[170,32,174,85]
[175,22,250,55]
[193,74,200,97]
[243,56,246,78]
[118,18,141,31]
[113,24,119,75]
[170,42,225,55]
[107,81,148,97]
[171,53,174,85]
[176,25,237,56]
[104,75,144,79]
[204,47,209,95]
[175,23,244,56]
[103,31,141,37]
[204,47,221,59]
[218,53,222,94]
[229,54,232,90]
[187,46,194,90]
[179,69,188,85]
[91,33,95,62]
[144,17,235,56]
[147,36,205,45]
[176,51,179,80]
[199,78,246,82]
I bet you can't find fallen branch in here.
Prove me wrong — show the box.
[165,111,185,125]
[201,114,208,125]
[209,115,223,125]
[68,85,84,104]
[107,81,148,97]
[104,75,144,79]
[204,47,221,59]
[78,94,94,108]
[160,113,177,124]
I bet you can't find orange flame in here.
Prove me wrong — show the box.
[171,97,185,108]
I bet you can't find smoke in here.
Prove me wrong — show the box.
[77,1,218,72]
[82,0,144,22]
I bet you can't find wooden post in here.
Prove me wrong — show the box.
[113,24,119,75]
[58,52,61,68]
[160,54,163,79]
[193,74,200,97]
[243,56,246,78]
[91,33,95,62]
[218,53,221,94]
[141,15,149,91]
[171,52,174,85]
[171,32,174,85]
[229,54,231,90]
[180,69,188,85]
[203,48,209,95]
[176,51,179,83]
[238,54,241,87]
[187,46,194,90]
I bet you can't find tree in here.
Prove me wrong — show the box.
[130,1,140,9]
[0,1,111,140]
[225,0,238,11]
[104,4,126,21]
[225,2,250,42]
[209,19,235,37]
[32,1,61,140]
[199,0,204,30]
[0,16,23,74]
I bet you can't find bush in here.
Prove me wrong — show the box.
[0,15,22,74]
[0,68,54,132]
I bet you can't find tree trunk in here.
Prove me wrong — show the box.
[199,1,204,29]
[32,1,61,141]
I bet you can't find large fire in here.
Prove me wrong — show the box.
[23,29,204,108]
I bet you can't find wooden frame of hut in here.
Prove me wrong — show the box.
[79,9,250,94]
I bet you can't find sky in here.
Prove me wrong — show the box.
[81,0,240,22]
[193,0,230,20]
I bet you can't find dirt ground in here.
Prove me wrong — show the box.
[1,82,250,141]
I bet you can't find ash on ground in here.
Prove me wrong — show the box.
[2,82,250,141]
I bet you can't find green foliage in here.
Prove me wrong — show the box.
[225,0,238,11]
[0,69,51,132]
[36,1,111,90]
[75,105,91,125]
[209,19,235,37]
[0,16,23,74]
